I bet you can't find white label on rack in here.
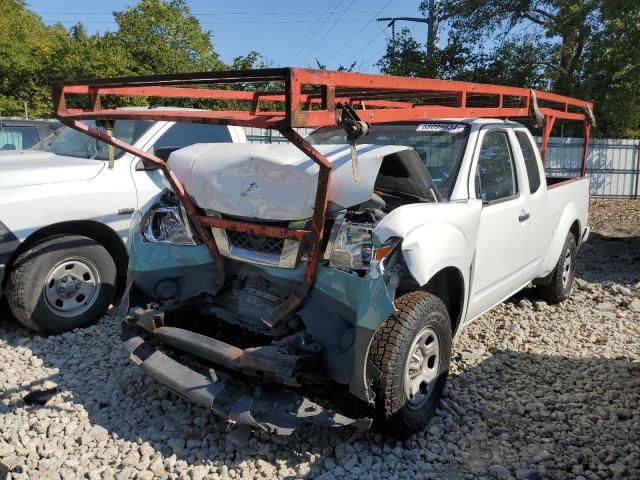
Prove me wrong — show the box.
[416,123,466,133]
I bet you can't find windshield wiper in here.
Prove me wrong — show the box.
[377,188,437,203]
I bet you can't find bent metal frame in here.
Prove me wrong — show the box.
[52,67,595,325]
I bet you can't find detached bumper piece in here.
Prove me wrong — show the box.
[122,315,371,435]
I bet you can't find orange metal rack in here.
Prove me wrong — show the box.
[53,67,595,325]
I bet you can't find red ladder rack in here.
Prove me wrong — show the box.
[53,67,595,325]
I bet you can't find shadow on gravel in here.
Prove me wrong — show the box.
[576,232,640,284]
[1,307,639,478]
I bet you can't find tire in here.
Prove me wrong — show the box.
[369,291,452,438]
[537,233,577,304]
[6,235,116,334]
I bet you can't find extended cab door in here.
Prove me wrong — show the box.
[513,129,550,279]
[466,128,530,320]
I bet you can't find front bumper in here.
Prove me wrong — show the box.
[122,314,371,435]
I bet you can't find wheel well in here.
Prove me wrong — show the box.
[421,267,465,334]
[569,219,581,244]
[397,265,465,335]
[8,221,128,295]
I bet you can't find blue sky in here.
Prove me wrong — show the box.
[26,0,432,72]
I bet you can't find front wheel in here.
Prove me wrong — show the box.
[6,235,116,334]
[536,233,577,304]
[369,291,452,438]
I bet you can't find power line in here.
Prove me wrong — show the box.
[346,25,388,68]
[300,0,357,66]
[43,18,379,25]
[336,0,393,68]
[38,8,414,16]
[286,0,344,65]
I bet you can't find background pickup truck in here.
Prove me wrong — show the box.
[0,114,246,333]
[124,118,589,436]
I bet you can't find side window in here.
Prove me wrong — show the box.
[154,123,232,151]
[515,131,541,193]
[475,131,518,202]
[0,126,38,150]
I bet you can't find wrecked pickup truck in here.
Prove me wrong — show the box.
[52,68,594,437]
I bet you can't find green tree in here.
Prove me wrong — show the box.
[582,0,640,136]
[112,0,224,74]
[376,0,640,137]
[428,0,600,94]
[0,0,68,117]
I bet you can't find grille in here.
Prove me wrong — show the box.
[227,231,284,255]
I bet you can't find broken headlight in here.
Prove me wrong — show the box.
[327,221,400,272]
[328,222,374,271]
[141,203,199,245]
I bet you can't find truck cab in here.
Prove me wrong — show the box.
[0,115,246,333]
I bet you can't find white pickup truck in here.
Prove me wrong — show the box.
[0,115,246,333]
[122,118,590,436]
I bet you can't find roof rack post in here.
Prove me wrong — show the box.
[581,121,591,177]
[540,114,556,167]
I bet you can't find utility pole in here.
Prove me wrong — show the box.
[425,0,438,58]
[377,2,439,60]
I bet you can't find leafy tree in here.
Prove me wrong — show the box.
[582,0,640,136]
[314,59,357,71]
[0,0,259,117]
[0,0,68,117]
[425,0,600,94]
[376,0,639,137]
[112,0,224,74]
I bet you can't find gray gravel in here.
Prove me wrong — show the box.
[1,230,639,479]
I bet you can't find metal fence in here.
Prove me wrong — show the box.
[540,137,640,198]
[244,128,640,198]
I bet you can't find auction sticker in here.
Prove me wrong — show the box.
[416,123,466,133]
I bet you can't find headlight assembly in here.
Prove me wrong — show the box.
[327,220,400,272]
[141,202,199,245]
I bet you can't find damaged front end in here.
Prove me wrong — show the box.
[122,143,436,433]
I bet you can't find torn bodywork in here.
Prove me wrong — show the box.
[120,140,445,432]
[122,318,371,434]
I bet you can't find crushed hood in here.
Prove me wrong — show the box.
[167,143,412,220]
[0,151,105,189]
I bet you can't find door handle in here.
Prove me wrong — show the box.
[518,211,530,222]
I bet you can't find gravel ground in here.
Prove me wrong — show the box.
[1,199,639,480]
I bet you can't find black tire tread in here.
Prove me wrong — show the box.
[537,233,577,304]
[6,235,116,334]
[370,291,451,437]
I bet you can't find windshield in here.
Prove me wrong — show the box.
[307,122,470,198]
[31,120,152,160]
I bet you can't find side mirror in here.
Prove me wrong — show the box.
[135,146,182,171]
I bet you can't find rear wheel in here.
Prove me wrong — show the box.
[6,235,116,334]
[369,291,452,438]
[537,233,577,304]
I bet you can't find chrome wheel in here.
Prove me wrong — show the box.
[44,258,101,318]
[562,248,573,289]
[404,326,440,409]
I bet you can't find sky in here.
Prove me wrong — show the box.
[26,0,433,72]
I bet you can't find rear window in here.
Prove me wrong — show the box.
[307,122,470,199]
[0,126,39,150]
[515,131,541,193]
[154,123,233,150]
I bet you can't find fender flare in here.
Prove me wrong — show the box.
[540,202,580,276]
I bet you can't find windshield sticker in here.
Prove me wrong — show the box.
[416,123,466,133]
